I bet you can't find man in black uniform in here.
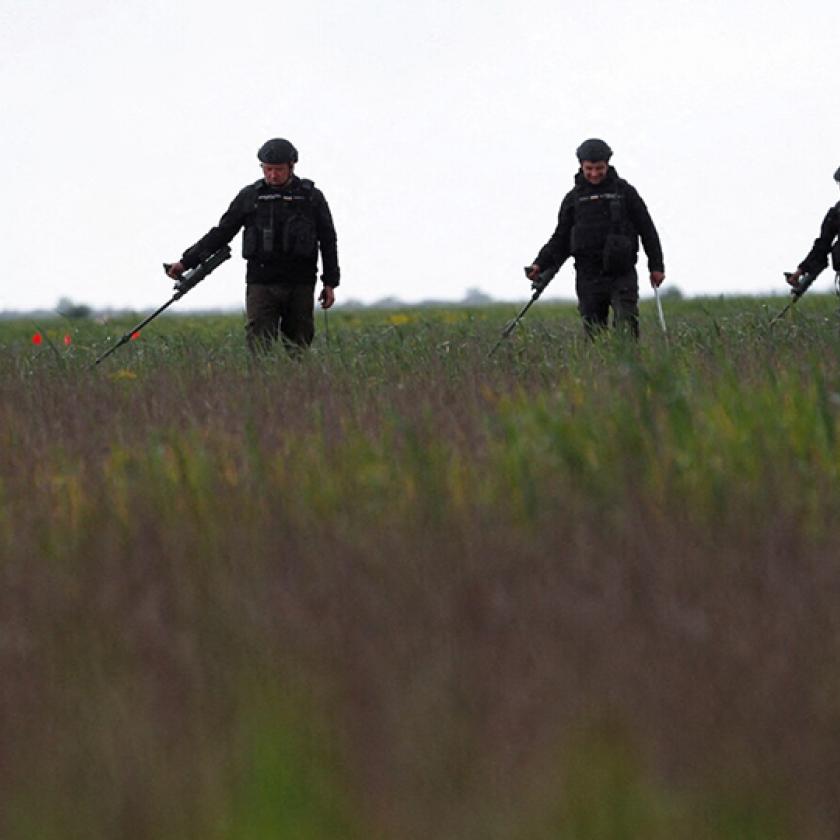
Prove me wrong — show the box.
[526,138,665,339]
[785,166,840,293]
[166,138,339,353]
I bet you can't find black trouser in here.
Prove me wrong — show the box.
[575,267,640,339]
[245,282,315,354]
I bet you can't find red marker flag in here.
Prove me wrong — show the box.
[32,333,43,345]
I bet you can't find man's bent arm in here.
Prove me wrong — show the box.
[628,187,664,274]
[799,205,839,277]
[534,193,574,274]
[315,192,340,287]
[181,188,252,270]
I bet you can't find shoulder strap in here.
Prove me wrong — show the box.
[240,181,263,215]
[609,183,627,230]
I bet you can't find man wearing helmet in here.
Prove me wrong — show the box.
[785,167,840,294]
[166,138,339,353]
[526,138,664,339]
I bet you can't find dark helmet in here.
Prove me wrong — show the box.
[257,138,299,165]
[576,138,613,163]
[834,166,840,183]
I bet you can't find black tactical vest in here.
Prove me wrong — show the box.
[570,186,627,256]
[242,179,318,262]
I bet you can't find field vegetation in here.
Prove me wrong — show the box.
[3,294,840,838]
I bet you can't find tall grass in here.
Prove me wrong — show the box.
[3,296,840,837]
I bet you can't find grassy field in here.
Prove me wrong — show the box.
[3,294,840,838]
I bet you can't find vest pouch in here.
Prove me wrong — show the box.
[261,226,275,254]
[571,223,611,256]
[282,213,317,259]
[602,232,635,274]
[242,226,259,259]
[245,196,278,259]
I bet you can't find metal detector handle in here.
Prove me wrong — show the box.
[784,270,815,300]
[523,265,558,295]
[769,270,816,327]
[164,245,232,298]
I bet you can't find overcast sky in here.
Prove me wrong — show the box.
[2,0,839,311]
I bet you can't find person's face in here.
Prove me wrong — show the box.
[580,160,609,185]
[261,162,293,187]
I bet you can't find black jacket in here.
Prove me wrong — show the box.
[799,202,840,277]
[534,167,664,276]
[181,175,340,287]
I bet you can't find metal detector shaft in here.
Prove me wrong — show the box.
[94,245,232,365]
[488,266,557,357]
[488,292,540,357]
[94,295,181,365]
[769,270,815,327]
[768,298,796,327]
[654,284,668,335]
